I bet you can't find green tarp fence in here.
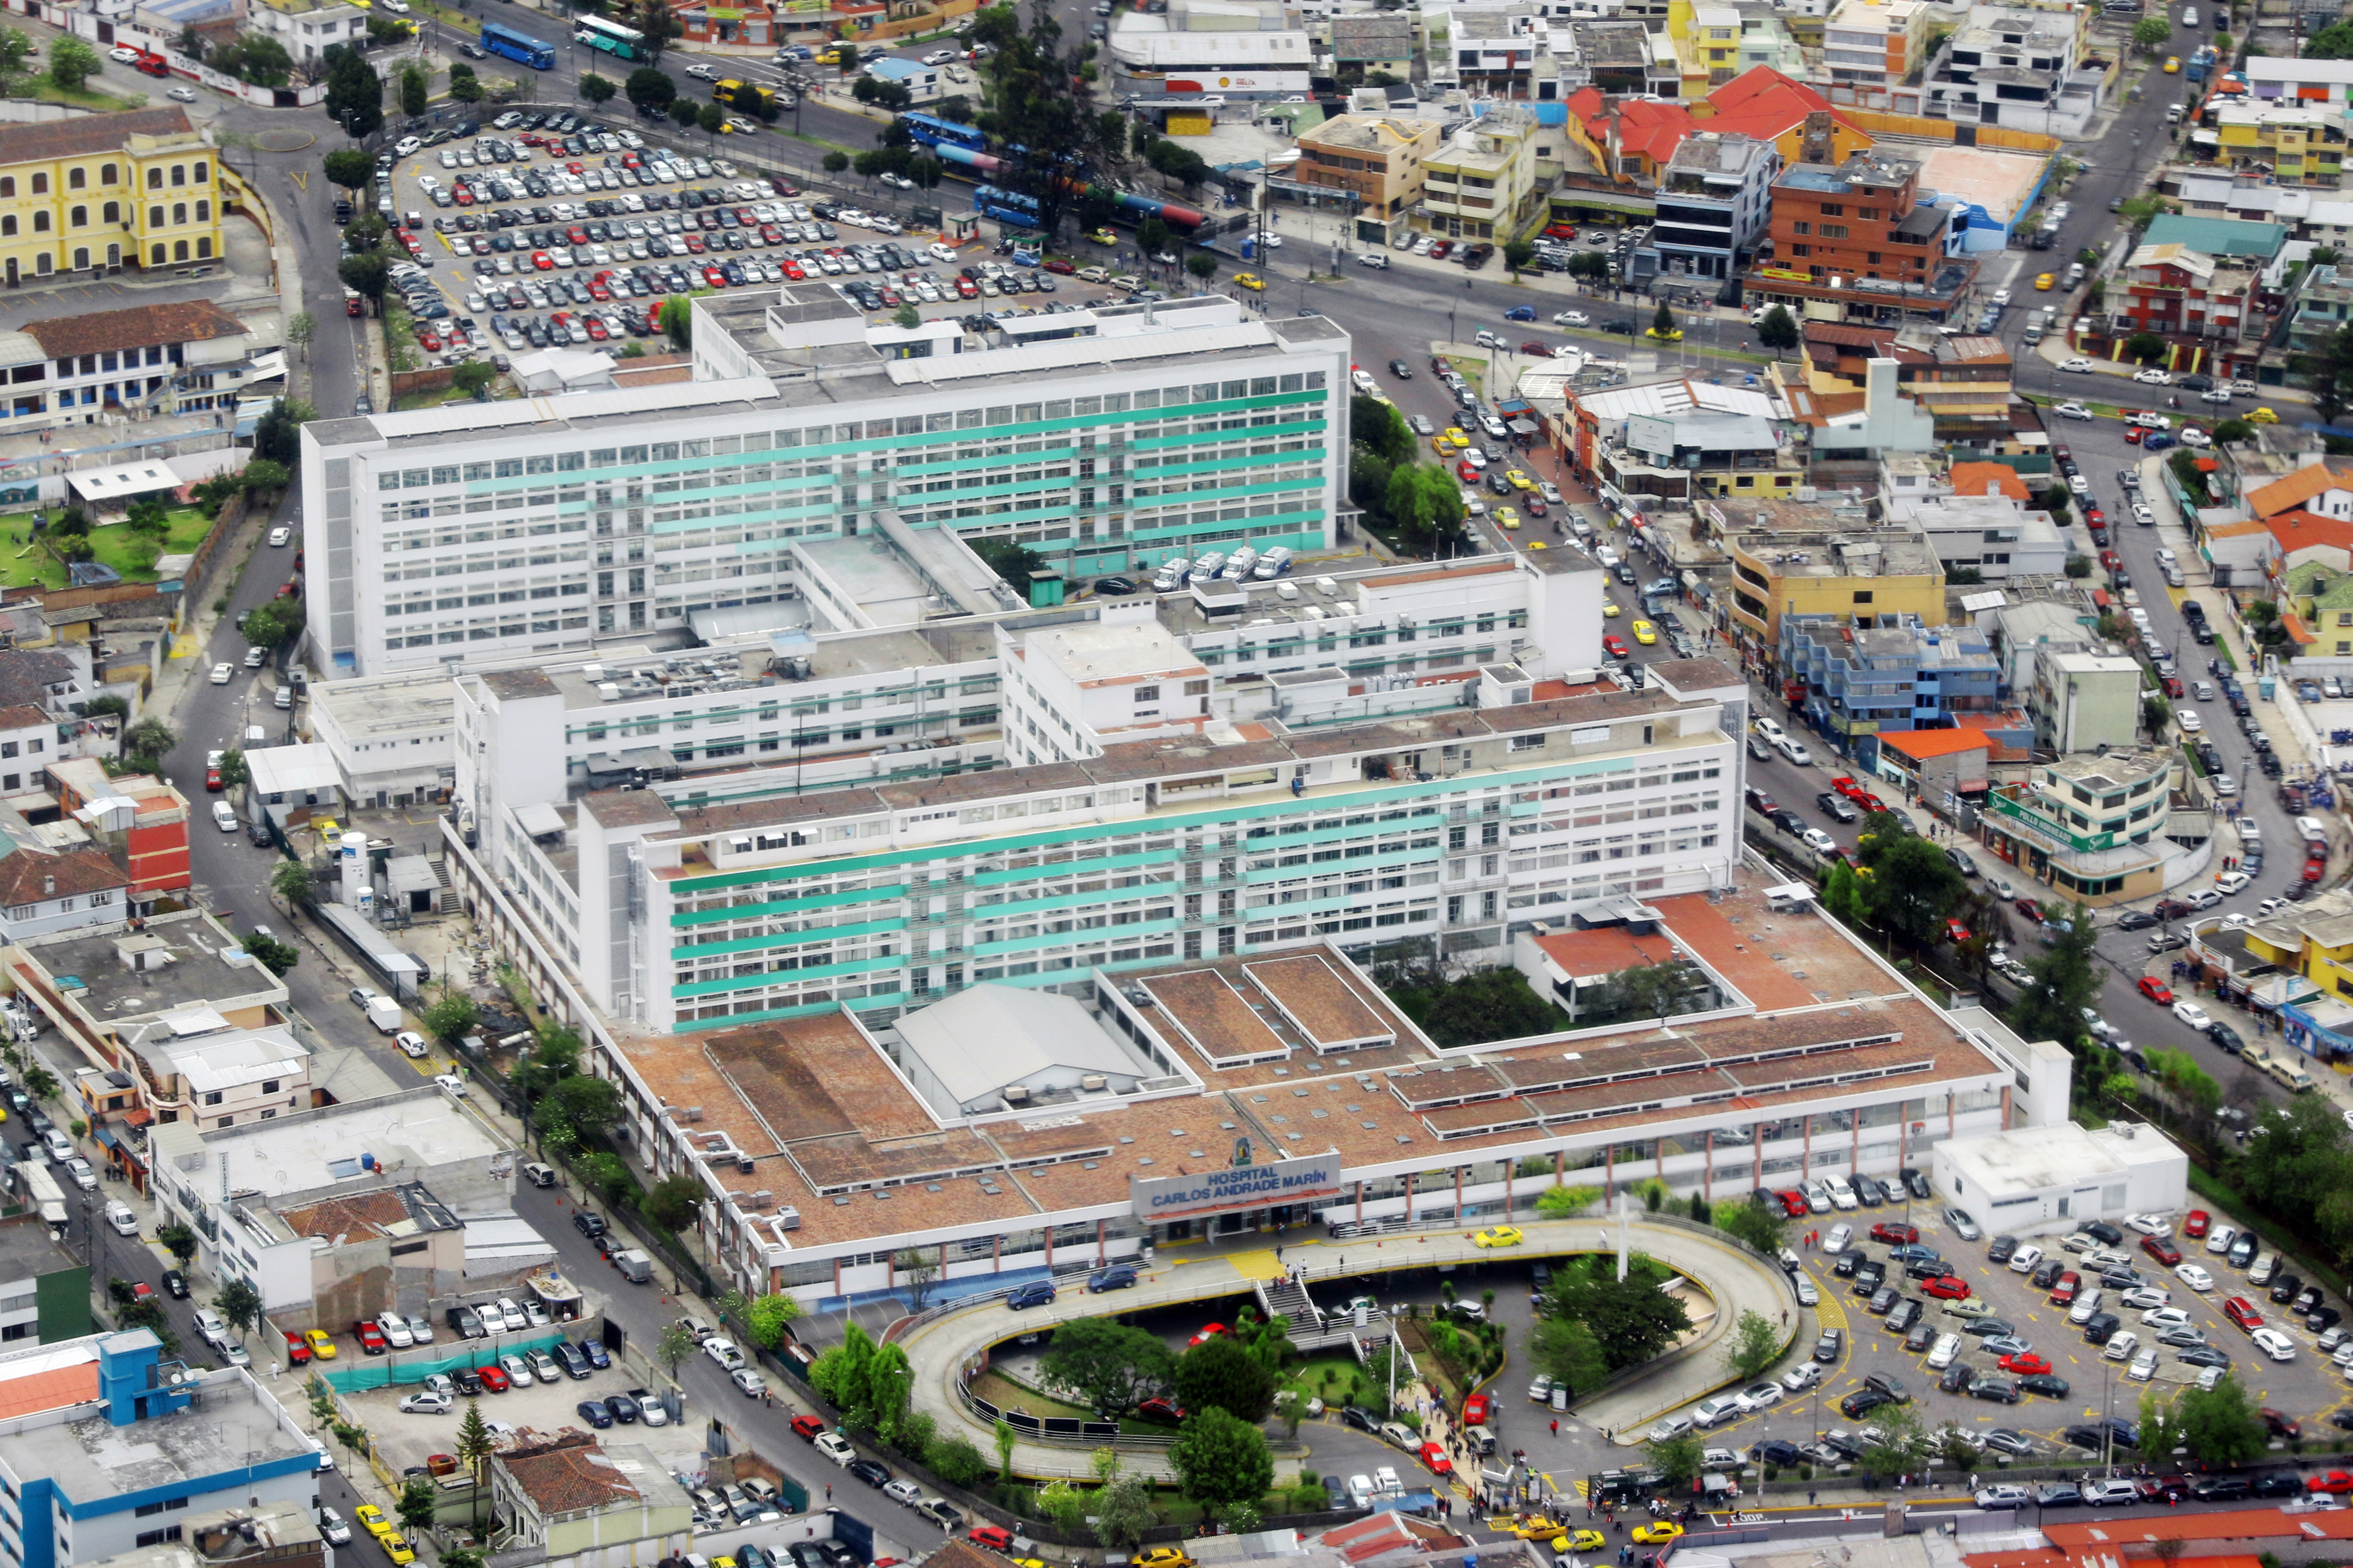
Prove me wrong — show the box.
[315,1329,572,1393]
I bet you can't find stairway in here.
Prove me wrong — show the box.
[431,854,461,916]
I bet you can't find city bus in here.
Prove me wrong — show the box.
[480,20,555,68]
[572,15,642,59]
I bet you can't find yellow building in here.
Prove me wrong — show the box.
[1419,108,1538,240]
[1722,526,1947,651]
[0,110,223,287]
[1667,0,1743,93]
[2213,102,2345,187]
[1293,116,1442,221]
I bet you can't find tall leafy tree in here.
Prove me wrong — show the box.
[1167,1407,1273,1517]
[1352,394,1413,466]
[1854,833,1967,948]
[2177,1374,2269,1467]
[1756,306,1801,352]
[1041,1317,1176,1417]
[970,1,1124,240]
[1172,1333,1274,1422]
[322,149,375,193]
[2006,903,2101,1049]
[626,68,677,115]
[1543,1255,1692,1371]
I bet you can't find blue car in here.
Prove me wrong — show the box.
[1006,1281,1057,1310]
[1088,1264,1138,1294]
[579,1337,610,1370]
[576,1399,614,1429]
[1503,305,1536,322]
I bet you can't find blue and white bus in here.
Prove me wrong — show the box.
[480,21,555,68]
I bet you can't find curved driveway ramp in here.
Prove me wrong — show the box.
[891,1212,1799,1481]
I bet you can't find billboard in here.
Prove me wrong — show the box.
[1131,1150,1341,1221]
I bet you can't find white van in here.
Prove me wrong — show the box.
[2297,815,2329,845]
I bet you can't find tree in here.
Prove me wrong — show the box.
[455,1399,496,1526]
[2214,418,2256,445]
[1757,306,1801,352]
[1415,966,1562,1046]
[1503,239,1536,276]
[1859,1406,1928,1482]
[1545,1258,1693,1372]
[1651,300,1677,338]
[1822,858,1860,921]
[448,70,483,104]
[1724,1307,1781,1380]
[322,149,375,193]
[551,1073,624,1133]
[629,0,678,67]
[157,1222,197,1268]
[1168,1407,1274,1516]
[1533,1183,1600,1219]
[1646,1429,1704,1486]
[0,27,36,93]
[1528,1315,1609,1396]
[1585,958,1706,1025]
[1096,1472,1154,1550]
[399,62,429,118]
[644,1174,705,1230]
[658,295,693,349]
[970,536,1047,592]
[2125,331,2169,365]
[1138,217,1170,258]
[626,67,677,115]
[242,935,300,975]
[323,45,384,140]
[893,1248,940,1311]
[893,302,922,331]
[823,151,850,175]
[1568,251,1611,283]
[926,1433,988,1486]
[396,1478,436,1534]
[2178,1374,2269,1466]
[422,990,478,1043]
[1383,463,1468,556]
[1173,1333,1275,1423]
[449,360,498,400]
[2134,15,2173,50]
[969,5,1125,240]
[252,398,311,464]
[656,1321,699,1380]
[746,1292,802,1350]
[1043,1316,1177,1418]
[2144,692,2173,737]
[340,252,391,314]
[1718,1202,1789,1268]
[582,72,616,105]
[991,1415,1018,1480]
[1186,252,1218,286]
[47,37,98,90]
[216,1278,262,1341]
[2145,1046,2222,1124]
[241,597,305,651]
[1851,832,1966,948]
[1353,394,1413,467]
[2004,903,2102,1050]
[122,716,176,767]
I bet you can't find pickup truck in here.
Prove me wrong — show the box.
[623,1387,672,1428]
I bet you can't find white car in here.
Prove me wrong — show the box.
[209,662,233,684]
[731,1367,767,1398]
[2122,1284,2171,1310]
[1647,1415,1694,1442]
[398,1391,451,1415]
[1690,1394,1745,1428]
[2142,1306,2193,1330]
[1824,1223,1853,1253]
[1801,828,1839,854]
[433,1074,466,1097]
[2128,1348,2160,1381]
[685,63,717,79]
[2173,1001,2213,1030]
[2206,1222,2239,1255]
[703,1337,745,1370]
[106,45,141,63]
[2133,368,2174,385]
[211,801,238,832]
[2178,707,2203,733]
[394,1031,429,1058]
[1927,1332,1962,1368]
[1754,716,1786,743]
[1782,1360,1821,1392]
[166,85,195,101]
[2180,427,2214,448]
[1553,309,1591,327]
[1992,287,2012,305]
[2252,1327,2297,1362]
[394,136,422,157]
[2054,401,2095,421]
[2216,870,2251,894]
[2059,357,2096,373]
[2008,1244,2044,1273]
[378,1315,413,1348]
[2134,503,2156,525]
[814,1431,857,1466]
[1739,1381,1782,1410]
[2176,1262,2216,1291]
[268,525,291,547]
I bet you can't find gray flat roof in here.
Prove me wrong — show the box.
[0,1213,76,1285]
[25,914,280,1025]
[0,1368,313,1503]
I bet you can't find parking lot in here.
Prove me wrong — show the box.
[365,112,1147,384]
[1653,1198,2353,1469]
[342,1326,676,1476]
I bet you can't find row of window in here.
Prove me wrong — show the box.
[0,199,206,237]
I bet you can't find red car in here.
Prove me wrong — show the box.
[2184,1210,2212,1239]
[2142,1235,2183,1266]
[283,1331,310,1364]
[1457,460,1481,483]
[791,1414,825,1440]
[1945,919,1973,945]
[2224,1296,2265,1331]
[2049,1271,2081,1305]
[2309,1471,2353,1495]
[1462,1393,1491,1426]
[1922,1274,1973,1300]
[417,330,443,353]
[1519,341,1555,358]
[1136,1397,1185,1423]
[969,1527,1014,1551]
[353,1320,387,1355]
[204,766,222,792]
[2138,976,2175,1005]
[1778,1191,1810,1218]
[1044,258,1075,275]
[2263,1408,2302,1440]
[1603,634,1629,659]
[2163,676,2185,698]
[1870,1221,1919,1245]
[1420,1441,1455,1475]
[1998,1352,2052,1375]
[1187,1323,1227,1347]
[478,1364,510,1393]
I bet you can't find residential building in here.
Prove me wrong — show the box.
[0,1213,89,1345]
[2171,171,2290,223]
[1977,748,2182,903]
[247,0,371,62]
[119,1017,307,1133]
[1799,323,2017,444]
[2097,241,2261,378]
[2240,54,2353,106]
[1445,7,1557,99]
[0,301,257,430]
[1783,357,1941,481]
[1292,116,1441,221]
[1921,5,2094,137]
[1888,492,2068,581]
[0,111,223,287]
[1872,726,1992,802]
[1721,524,1948,665]
[1420,110,1542,240]
[490,1435,693,1568]
[558,863,2039,1305]
[146,1087,512,1315]
[2213,101,2346,187]
[1564,20,1680,96]
[1750,150,1976,325]
[0,1330,326,1568]
[1666,0,1745,89]
[2027,647,2144,752]
[1562,375,1798,503]
[1819,0,1930,109]
[1563,90,1697,188]
[1777,613,2000,748]
[1329,17,1416,81]
[46,757,190,903]
[2142,213,2291,263]
[83,1501,325,1568]
[2284,261,2353,358]
[1644,131,1779,284]
[299,290,1350,681]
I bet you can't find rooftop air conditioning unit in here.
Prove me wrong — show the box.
[1081,1074,1108,1091]
[1003,1086,1032,1104]
[774,1206,802,1231]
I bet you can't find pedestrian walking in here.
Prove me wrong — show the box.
[825,1484,832,1502]
[1807,1490,1817,1507]
[1552,1419,1560,1437]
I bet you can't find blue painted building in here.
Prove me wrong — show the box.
[1779,613,2002,754]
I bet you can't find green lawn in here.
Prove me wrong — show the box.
[0,505,216,590]
[23,80,146,112]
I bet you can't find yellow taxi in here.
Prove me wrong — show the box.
[1603,600,1620,617]
[1471,1224,1523,1248]
[1632,619,1657,645]
[2163,54,2181,70]
[380,1536,416,1566]
[1560,1532,1608,1553]
[2251,407,2279,423]
[304,1328,337,1360]
[355,1507,392,1539]
[1233,273,1266,291]
[2035,273,2056,289]
[1645,326,1683,341]
[1086,228,1118,246]
[1442,427,1470,450]
[1508,1520,1577,1544]
[1133,1551,1196,1568]
[1505,469,1534,491]
[1527,540,1548,550]
[1496,507,1520,530]
[1632,1523,1684,1546]
[1431,436,1454,457]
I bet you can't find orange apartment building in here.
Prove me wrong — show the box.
[46,755,189,903]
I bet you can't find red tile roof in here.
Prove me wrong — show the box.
[1705,67,1868,143]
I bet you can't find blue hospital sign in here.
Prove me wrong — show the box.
[1130,1152,1342,1221]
